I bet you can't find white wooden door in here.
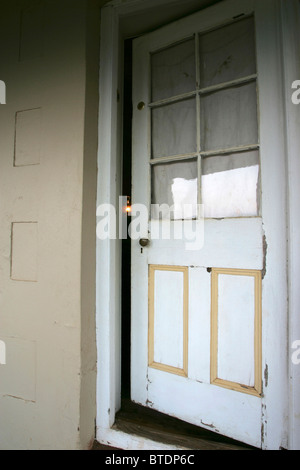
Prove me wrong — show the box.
[131,0,287,449]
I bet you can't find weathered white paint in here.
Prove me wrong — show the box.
[96,0,299,451]
[255,0,289,450]
[149,218,263,269]
[217,274,255,386]
[131,0,288,449]
[280,0,300,451]
[153,269,184,369]
[188,268,211,384]
[96,0,224,448]
[96,4,122,432]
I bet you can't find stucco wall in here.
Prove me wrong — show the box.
[0,0,101,450]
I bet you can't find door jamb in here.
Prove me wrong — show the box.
[95,0,217,450]
[95,0,228,450]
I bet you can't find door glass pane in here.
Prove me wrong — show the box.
[149,16,259,220]
[200,82,258,151]
[152,98,197,158]
[201,150,259,218]
[151,159,198,219]
[151,38,195,102]
[199,17,256,88]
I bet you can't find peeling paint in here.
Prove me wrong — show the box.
[261,421,265,445]
[201,420,219,432]
[262,234,268,279]
[261,403,267,447]
[264,364,269,388]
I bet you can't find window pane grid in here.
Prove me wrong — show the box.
[149,16,260,219]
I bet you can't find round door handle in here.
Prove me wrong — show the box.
[139,238,149,247]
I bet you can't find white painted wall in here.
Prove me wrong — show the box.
[0,0,101,450]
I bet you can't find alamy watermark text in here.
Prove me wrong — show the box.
[0,340,6,365]
[292,80,300,104]
[96,197,204,251]
[0,80,6,104]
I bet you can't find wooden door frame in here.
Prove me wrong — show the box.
[281,0,300,451]
[95,0,300,450]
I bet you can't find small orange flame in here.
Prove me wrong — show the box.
[126,196,132,213]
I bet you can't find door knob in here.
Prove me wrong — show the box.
[139,238,149,247]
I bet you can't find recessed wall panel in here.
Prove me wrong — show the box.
[0,337,36,402]
[14,108,42,167]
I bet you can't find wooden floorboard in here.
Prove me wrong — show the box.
[92,398,256,451]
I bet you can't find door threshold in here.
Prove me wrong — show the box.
[95,398,256,451]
